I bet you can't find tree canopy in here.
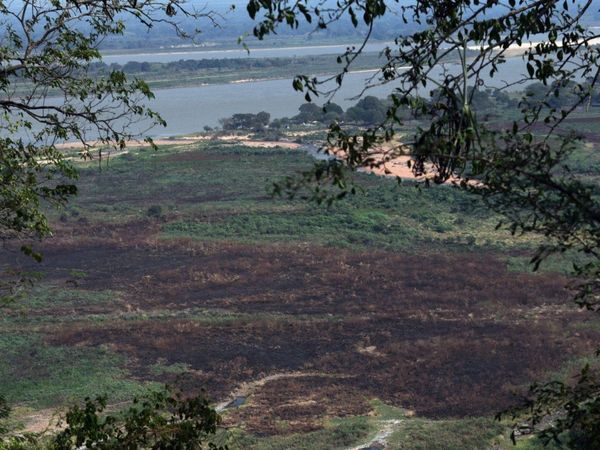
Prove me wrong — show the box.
[252,0,599,307]
[0,1,225,446]
[246,0,600,445]
[220,111,271,131]
[2,0,600,446]
[0,0,219,249]
[1,388,224,449]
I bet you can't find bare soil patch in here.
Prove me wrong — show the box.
[225,375,369,435]
[56,136,299,152]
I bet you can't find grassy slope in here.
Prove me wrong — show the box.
[69,143,530,252]
[1,141,593,448]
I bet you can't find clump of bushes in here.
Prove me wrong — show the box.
[147,204,163,218]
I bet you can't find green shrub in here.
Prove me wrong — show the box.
[147,204,163,218]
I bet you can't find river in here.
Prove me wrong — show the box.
[5,52,535,139]
[102,41,393,64]
[145,56,532,137]
[147,71,389,136]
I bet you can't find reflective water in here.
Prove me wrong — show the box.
[146,56,531,136]
[147,71,388,136]
[7,55,536,139]
[102,41,392,64]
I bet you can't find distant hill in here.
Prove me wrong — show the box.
[99,0,416,50]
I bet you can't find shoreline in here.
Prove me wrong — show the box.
[138,66,383,91]
[57,133,468,184]
[56,135,301,151]
[101,40,393,59]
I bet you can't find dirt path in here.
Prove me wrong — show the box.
[20,408,61,434]
[347,419,403,450]
[20,400,132,434]
[215,371,347,412]
[21,371,343,432]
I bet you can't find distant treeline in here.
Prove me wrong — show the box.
[88,53,384,76]
[218,96,401,131]
[218,82,600,133]
[89,58,296,74]
[219,92,510,132]
[88,49,474,78]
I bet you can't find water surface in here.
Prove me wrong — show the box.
[146,56,532,136]
[102,42,392,64]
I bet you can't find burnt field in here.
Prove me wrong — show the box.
[6,235,595,433]
[2,142,599,447]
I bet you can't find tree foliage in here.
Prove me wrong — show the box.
[502,362,600,448]
[345,96,388,124]
[243,0,600,445]
[0,388,224,450]
[251,0,600,304]
[3,0,600,446]
[0,1,224,446]
[219,111,271,131]
[0,0,216,246]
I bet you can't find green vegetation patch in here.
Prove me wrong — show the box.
[161,197,520,252]
[506,250,596,276]
[162,207,419,249]
[18,285,119,310]
[514,438,567,450]
[566,141,600,177]
[68,143,532,254]
[150,361,192,376]
[0,333,154,408]
[386,417,504,450]
[226,415,371,450]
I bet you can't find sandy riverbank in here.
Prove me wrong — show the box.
[57,134,455,183]
[56,135,301,151]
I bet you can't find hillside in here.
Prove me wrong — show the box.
[2,140,598,448]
